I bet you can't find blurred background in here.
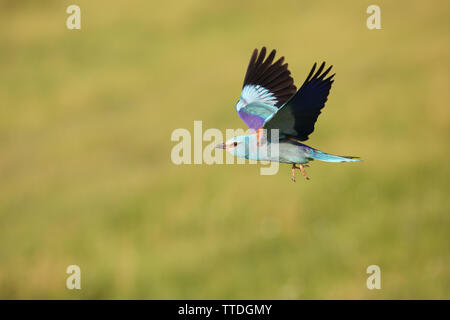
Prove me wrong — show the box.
[0,0,449,299]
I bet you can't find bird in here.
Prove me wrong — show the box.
[216,47,360,182]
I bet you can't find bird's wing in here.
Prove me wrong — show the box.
[263,62,335,141]
[236,47,297,131]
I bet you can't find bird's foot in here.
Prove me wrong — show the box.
[299,164,310,180]
[292,164,310,181]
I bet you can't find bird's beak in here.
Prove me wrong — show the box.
[215,142,227,149]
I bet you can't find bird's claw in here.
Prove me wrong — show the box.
[291,164,310,181]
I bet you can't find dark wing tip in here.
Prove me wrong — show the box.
[281,61,335,141]
[302,62,335,86]
[313,62,326,79]
[242,47,297,107]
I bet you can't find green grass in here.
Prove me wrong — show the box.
[0,0,449,299]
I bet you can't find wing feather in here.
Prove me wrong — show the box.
[236,47,297,130]
[263,62,335,141]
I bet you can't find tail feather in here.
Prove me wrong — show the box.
[309,149,360,163]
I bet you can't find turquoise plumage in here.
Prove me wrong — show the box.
[218,47,360,181]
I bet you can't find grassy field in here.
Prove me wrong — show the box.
[0,0,449,299]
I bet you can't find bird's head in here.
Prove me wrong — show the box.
[215,135,256,158]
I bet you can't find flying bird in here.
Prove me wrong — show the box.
[216,47,360,182]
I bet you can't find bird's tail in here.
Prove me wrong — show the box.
[309,149,360,163]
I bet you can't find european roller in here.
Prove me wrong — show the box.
[216,47,360,182]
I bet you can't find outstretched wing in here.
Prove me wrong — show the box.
[264,62,335,141]
[236,47,297,131]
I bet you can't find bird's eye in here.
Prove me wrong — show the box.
[233,142,238,147]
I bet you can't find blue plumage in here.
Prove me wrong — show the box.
[217,47,360,181]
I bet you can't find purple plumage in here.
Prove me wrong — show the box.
[238,110,265,131]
